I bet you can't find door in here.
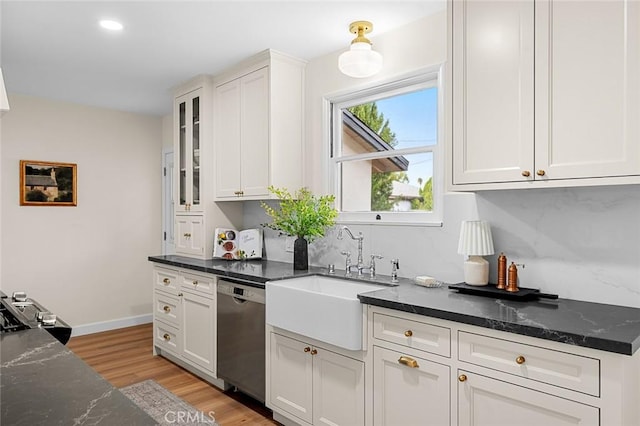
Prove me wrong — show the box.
[269,332,314,424]
[182,291,215,372]
[457,370,599,426]
[373,346,450,426]
[313,347,365,426]
[535,0,640,180]
[452,0,535,184]
[162,150,175,254]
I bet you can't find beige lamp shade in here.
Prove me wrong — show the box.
[457,220,494,256]
[457,220,494,286]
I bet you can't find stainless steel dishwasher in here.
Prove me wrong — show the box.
[217,278,266,403]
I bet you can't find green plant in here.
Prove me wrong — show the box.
[261,186,338,242]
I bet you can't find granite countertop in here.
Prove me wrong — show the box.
[149,254,328,286]
[358,283,640,356]
[1,329,156,425]
[149,255,640,356]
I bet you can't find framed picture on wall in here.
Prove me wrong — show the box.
[20,160,77,206]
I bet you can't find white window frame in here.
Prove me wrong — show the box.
[323,66,444,226]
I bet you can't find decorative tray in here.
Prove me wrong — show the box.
[448,283,558,301]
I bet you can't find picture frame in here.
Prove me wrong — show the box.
[20,160,77,206]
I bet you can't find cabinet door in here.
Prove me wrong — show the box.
[269,333,314,424]
[452,0,535,184]
[175,215,204,257]
[240,67,270,197]
[175,89,204,211]
[458,370,599,426]
[535,0,640,180]
[214,79,242,198]
[312,347,365,426]
[373,346,450,426]
[181,291,215,373]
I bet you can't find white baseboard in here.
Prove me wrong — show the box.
[71,314,153,337]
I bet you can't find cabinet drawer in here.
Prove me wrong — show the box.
[154,292,181,327]
[154,321,181,355]
[154,267,180,295]
[180,271,215,295]
[458,331,600,396]
[373,312,451,357]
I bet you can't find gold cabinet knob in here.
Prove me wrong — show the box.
[163,306,170,313]
[536,170,546,176]
[178,293,183,297]
[521,170,531,177]
[458,374,467,382]
[163,278,170,284]
[303,346,311,353]
[310,349,318,355]
[192,280,198,286]
[163,333,170,341]
[398,356,419,368]
[404,330,413,337]
[183,233,191,238]
[516,355,526,365]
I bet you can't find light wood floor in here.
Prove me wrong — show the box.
[68,323,277,426]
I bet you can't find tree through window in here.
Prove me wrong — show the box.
[330,70,441,224]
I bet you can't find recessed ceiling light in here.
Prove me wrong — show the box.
[99,20,123,31]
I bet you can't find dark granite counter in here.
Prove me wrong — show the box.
[148,255,328,286]
[149,255,640,356]
[358,283,640,356]
[1,329,156,425]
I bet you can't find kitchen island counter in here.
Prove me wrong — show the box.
[1,328,155,425]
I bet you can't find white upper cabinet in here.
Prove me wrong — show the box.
[175,82,207,212]
[450,0,640,189]
[214,49,305,200]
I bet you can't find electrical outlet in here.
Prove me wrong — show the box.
[285,236,295,253]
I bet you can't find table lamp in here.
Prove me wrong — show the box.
[457,220,494,286]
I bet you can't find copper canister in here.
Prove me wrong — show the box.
[506,262,519,292]
[497,253,507,289]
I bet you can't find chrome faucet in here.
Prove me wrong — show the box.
[337,226,364,269]
[338,226,382,278]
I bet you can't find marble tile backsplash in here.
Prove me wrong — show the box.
[244,185,640,308]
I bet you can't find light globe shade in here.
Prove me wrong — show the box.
[338,42,383,78]
[457,221,495,286]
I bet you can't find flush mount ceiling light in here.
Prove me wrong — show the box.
[338,20,383,79]
[99,19,123,31]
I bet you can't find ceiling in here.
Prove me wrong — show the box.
[0,1,444,116]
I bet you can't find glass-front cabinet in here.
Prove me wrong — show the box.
[175,89,202,212]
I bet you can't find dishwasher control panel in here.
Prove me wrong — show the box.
[217,280,265,304]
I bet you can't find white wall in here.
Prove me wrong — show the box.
[244,11,640,308]
[1,94,163,330]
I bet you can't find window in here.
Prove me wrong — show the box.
[329,68,443,225]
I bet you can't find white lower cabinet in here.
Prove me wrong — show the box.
[153,266,217,379]
[372,346,450,426]
[181,290,215,372]
[268,331,365,426]
[367,305,640,426]
[457,370,598,426]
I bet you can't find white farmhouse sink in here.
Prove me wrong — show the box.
[265,276,385,351]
